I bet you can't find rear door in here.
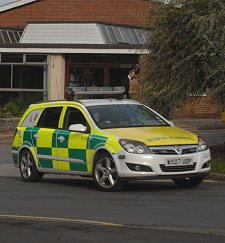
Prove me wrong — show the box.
[34,106,63,170]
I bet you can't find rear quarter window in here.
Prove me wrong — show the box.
[20,108,43,128]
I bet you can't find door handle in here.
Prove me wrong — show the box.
[33,133,39,139]
[58,136,65,142]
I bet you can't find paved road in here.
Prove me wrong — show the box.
[1,175,225,242]
[1,145,225,242]
[1,129,225,242]
[195,129,225,147]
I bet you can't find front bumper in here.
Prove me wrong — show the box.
[113,149,211,180]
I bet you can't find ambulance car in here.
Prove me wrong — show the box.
[12,99,211,191]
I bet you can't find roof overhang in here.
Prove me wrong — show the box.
[0,47,147,54]
[0,0,37,13]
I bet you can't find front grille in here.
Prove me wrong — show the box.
[151,145,198,155]
[160,163,196,172]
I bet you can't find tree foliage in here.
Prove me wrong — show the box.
[141,0,225,110]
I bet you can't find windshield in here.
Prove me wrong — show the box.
[87,104,169,129]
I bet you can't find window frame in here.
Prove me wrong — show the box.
[62,106,91,133]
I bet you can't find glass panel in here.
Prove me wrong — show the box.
[0,33,4,44]
[8,32,17,43]
[109,68,131,87]
[21,108,43,128]
[63,107,88,129]
[1,31,10,43]
[134,29,145,44]
[88,104,168,129]
[26,54,47,63]
[13,66,44,89]
[1,53,23,63]
[69,67,84,87]
[68,54,138,64]
[37,107,63,129]
[112,27,124,43]
[0,65,11,88]
[120,28,133,44]
[89,68,104,86]
[100,25,112,43]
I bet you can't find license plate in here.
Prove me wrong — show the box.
[165,157,193,166]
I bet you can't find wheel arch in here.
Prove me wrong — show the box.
[19,145,39,168]
[92,147,115,170]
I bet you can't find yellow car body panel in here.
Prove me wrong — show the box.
[104,126,198,146]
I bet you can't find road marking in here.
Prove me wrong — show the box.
[0,215,124,228]
[1,214,225,237]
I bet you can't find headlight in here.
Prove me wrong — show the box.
[198,137,208,152]
[119,139,152,154]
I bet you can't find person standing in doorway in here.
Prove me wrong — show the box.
[122,69,136,99]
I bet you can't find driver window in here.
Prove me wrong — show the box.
[63,107,88,130]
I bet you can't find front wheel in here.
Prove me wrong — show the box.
[93,153,123,191]
[19,149,43,182]
[172,176,204,188]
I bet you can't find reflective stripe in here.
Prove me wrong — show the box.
[37,154,85,164]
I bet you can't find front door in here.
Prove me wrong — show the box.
[56,106,90,172]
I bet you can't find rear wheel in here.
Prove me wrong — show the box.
[172,177,204,188]
[19,149,43,182]
[93,152,123,191]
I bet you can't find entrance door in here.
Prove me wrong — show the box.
[69,66,104,87]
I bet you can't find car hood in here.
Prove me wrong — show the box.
[104,126,198,146]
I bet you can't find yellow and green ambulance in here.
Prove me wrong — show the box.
[12,99,210,191]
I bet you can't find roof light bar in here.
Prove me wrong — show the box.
[66,86,125,100]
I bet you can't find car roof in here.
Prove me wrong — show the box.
[79,99,140,107]
[29,99,140,108]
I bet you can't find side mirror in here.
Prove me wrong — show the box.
[69,124,87,133]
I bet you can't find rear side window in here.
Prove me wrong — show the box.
[36,107,63,129]
[21,108,43,128]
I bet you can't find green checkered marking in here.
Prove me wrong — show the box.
[39,159,53,169]
[69,149,86,162]
[57,130,70,148]
[37,147,52,155]
[88,135,108,150]
[23,127,40,147]
[70,163,87,172]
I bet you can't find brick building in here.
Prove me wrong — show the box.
[0,0,220,117]
[0,0,151,102]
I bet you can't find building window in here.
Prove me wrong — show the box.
[0,54,49,105]
[0,65,11,88]
[13,66,44,89]
[1,53,23,63]
[26,54,47,63]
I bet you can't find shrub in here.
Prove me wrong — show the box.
[5,101,19,116]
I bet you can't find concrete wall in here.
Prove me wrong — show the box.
[49,54,65,100]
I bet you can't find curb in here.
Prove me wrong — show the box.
[206,173,225,181]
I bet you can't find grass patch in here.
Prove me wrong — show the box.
[210,159,225,174]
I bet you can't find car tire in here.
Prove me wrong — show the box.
[93,152,123,192]
[19,149,43,182]
[172,177,204,188]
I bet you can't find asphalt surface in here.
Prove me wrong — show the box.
[1,129,225,242]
